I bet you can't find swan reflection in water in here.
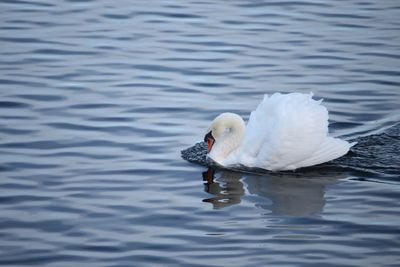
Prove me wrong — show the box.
[202,167,347,216]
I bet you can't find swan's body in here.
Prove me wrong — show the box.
[205,93,354,171]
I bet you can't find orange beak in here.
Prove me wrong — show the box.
[204,131,215,153]
[207,137,215,152]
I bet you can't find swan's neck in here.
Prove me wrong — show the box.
[208,114,245,164]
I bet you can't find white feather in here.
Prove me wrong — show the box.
[207,92,353,171]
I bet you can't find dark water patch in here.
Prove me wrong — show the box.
[0,57,62,65]
[302,63,342,69]
[12,94,65,102]
[40,72,84,81]
[1,183,35,190]
[161,57,229,63]
[324,98,356,104]
[68,103,119,109]
[114,82,171,88]
[0,254,87,266]
[298,55,355,61]
[86,116,134,122]
[351,69,400,76]
[164,40,260,50]
[0,219,73,232]
[2,162,61,171]
[54,84,87,91]
[0,141,65,150]
[357,52,400,59]
[102,13,132,20]
[329,121,364,131]
[333,23,371,29]
[132,64,241,76]
[0,0,54,7]
[0,195,52,205]
[126,106,202,114]
[357,79,400,87]
[81,168,168,176]
[65,0,95,3]
[0,126,36,135]
[339,41,387,47]
[0,101,30,108]
[0,37,68,46]
[32,49,99,56]
[190,82,228,88]
[35,152,122,160]
[0,140,156,155]
[0,140,125,150]
[44,205,87,215]
[310,12,372,20]
[74,244,124,253]
[0,78,46,87]
[237,1,331,8]
[166,87,202,94]
[240,63,277,68]
[45,122,136,135]
[135,11,204,19]
[0,115,37,121]
[2,20,75,28]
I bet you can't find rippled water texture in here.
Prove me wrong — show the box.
[1,1,400,266]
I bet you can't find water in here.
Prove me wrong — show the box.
[1,1,399,266]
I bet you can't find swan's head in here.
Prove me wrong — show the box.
[204,113,245,157]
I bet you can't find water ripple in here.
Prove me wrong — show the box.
[1,0,400,266]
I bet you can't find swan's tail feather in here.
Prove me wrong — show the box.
[294,137,354,169]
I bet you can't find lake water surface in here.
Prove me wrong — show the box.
[1,1,400,266]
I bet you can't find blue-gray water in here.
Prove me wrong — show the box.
[1,1,400,266]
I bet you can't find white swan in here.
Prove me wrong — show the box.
[204,92,354,171]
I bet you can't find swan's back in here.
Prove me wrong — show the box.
[225,93,352,171]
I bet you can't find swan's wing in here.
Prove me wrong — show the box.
[238,93,336,170]
[292,137,355,169]
[227,94,274,166]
